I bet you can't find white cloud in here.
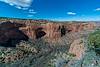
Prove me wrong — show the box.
[16,6,22,9]
[0,0,33,10]
[95,8,100,11]
[67,12,76,15]
[27,9,37,17]
[29,9,37,14]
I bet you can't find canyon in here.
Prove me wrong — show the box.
[0,18,100,67]
[0,19,96,47]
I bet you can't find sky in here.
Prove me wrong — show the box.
[0,0,100,21]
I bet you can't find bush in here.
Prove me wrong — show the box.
[88,30,100,55]
[46,52,75,67]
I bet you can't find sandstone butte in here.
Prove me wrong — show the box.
[0,20,96,46]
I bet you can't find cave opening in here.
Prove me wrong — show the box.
[61,25,66,37]
[0,29,29,47]
[35,27,46,39]
[0,21,29,47]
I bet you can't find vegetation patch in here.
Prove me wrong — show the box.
[88,30,100,55]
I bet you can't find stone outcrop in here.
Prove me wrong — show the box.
[68,38,86,60]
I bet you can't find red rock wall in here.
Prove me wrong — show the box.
[0,20,96,42]
[19,22,96,42]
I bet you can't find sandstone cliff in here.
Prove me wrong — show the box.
[0,19,96,47]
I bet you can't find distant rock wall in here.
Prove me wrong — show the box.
[19,22,96,41]
[0,20,96,46]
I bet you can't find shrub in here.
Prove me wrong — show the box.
[46,52,75,67]
[88,30,100,55]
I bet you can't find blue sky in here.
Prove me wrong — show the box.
[0,0,100,21]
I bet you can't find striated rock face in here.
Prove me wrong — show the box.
[19,22,96,42]
[65,23,96,32]
[0,20,96,47]
[44,23,63,41]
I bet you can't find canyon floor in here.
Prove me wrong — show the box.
[0,19,100,67]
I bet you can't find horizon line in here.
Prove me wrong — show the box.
[0,16,100,22]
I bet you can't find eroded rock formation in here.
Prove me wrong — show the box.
[19,22,96,42]
[69,38,85,60]
[0,20,96,47]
